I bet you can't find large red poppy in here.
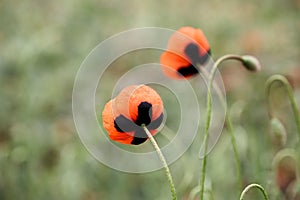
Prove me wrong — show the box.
[102,85,164,145]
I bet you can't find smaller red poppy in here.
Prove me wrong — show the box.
[102,85,164,145]
[160,26,211,79]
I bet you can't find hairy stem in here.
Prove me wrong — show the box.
[142,125,177,200]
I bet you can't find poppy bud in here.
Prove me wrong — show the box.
[270,117,287,147]
[273,149,298,194]
[241,55,261,72]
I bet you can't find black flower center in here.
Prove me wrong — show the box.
[135,102,152,126]
[113,101,164,145]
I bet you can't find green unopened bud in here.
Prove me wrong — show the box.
[241,55,261,72]
[270,117,287,147]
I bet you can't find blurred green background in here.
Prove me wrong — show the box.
[1,0,300,199]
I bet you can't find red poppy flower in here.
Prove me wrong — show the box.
[160,26,211,79]
[102,85,164,145]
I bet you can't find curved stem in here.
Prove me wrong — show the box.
[239,183,269,200]
[142,125,177,200]
[199,54,246,199]
[265,74,300,140]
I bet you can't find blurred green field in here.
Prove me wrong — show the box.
[1,0,300,199]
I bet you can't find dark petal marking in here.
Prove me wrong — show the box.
[177,64,199,77]
[114,115,136,132]
[198,49,211,65]
[147,113,164,130]
[135,102,152,126]
[184,43,200,65]
[131,128,148,145]
[184,42,211,66]
[114,102,160,145]
[131,136,148,145]
[134,127,148,138]
[207,49,211,55]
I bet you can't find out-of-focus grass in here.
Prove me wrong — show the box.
[0,0,300,199]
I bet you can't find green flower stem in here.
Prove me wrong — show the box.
[265,74,300,140]
[142,125,177,200]
[239,183,269,200]
[199,84,212,200]
[225,114,242,191]
[200,54,248,199]
[201,67,242,191]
